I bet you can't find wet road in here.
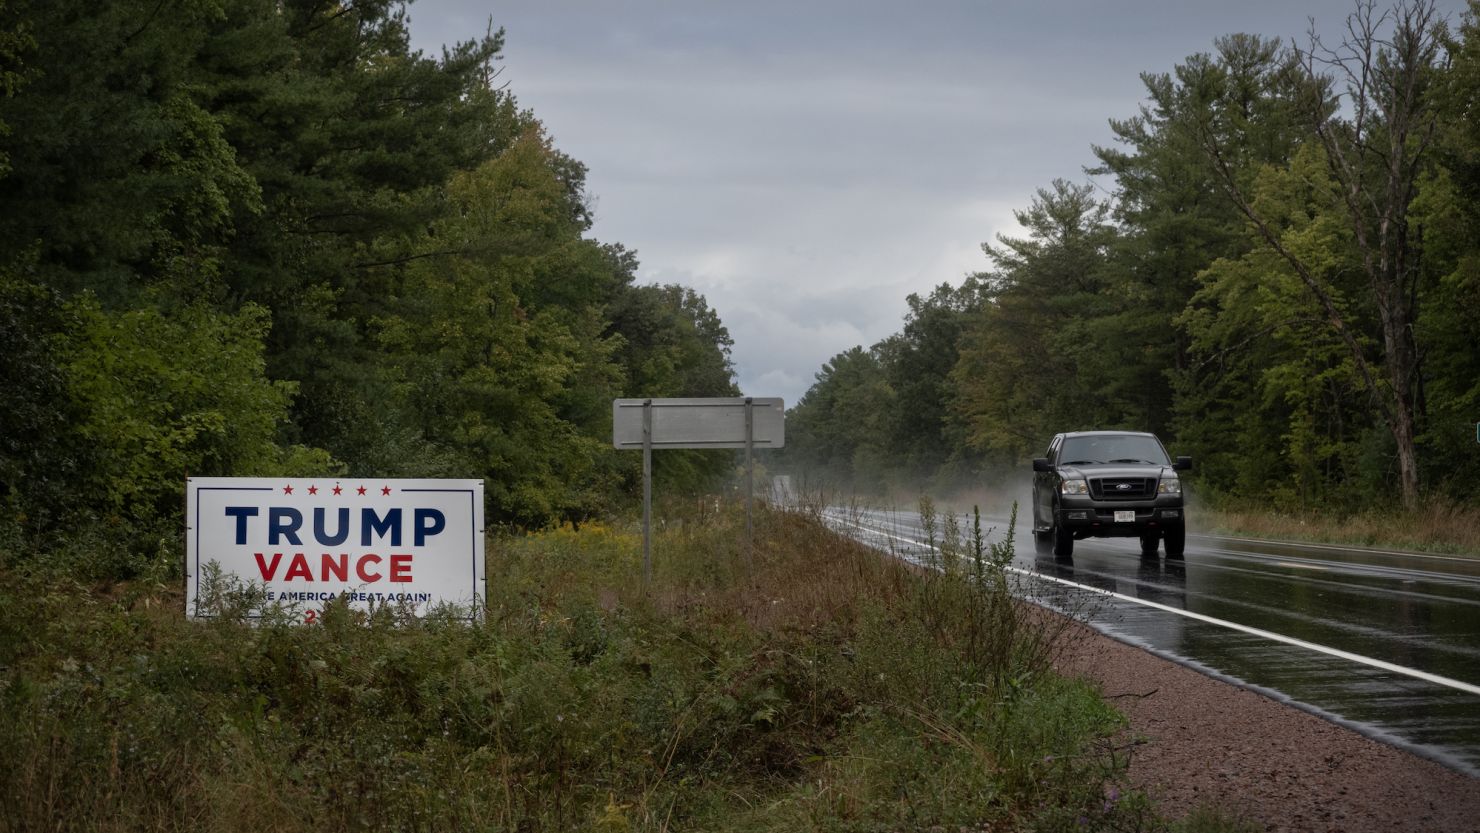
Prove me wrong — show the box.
[821,505,1480,776]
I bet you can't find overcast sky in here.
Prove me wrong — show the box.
[405,0,1467,407]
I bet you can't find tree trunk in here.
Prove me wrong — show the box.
[1391,391,1421,509]
[1379,281,1422,508]
[1305,0,1439,510]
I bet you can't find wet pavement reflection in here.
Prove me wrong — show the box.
[825,506,1480,776]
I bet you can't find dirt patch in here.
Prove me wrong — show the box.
[1056,620,1480,832]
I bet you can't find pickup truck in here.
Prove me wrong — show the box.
[1031,430,1191,558]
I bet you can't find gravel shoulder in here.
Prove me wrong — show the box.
[1054,618,1480,832]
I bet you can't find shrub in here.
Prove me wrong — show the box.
[0,501,1170,831]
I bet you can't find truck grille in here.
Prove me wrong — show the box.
[1090,477,1155,500]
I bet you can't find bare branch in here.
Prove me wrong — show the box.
[1193,316,1328,371]
[1193,114,1394,430]
[353,248,466,270]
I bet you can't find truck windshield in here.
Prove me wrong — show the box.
[1059,435,1170,466]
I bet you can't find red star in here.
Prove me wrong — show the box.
[332,484,343,496]
[381,485,392,496]
[356,485,367,496]
[283,484,293,495]
[308,485,318,495]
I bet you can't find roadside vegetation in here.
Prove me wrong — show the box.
[1196,500,1480,556]
[0,0,741,571]
[0,501,1252,832]
[783,0,1480,536]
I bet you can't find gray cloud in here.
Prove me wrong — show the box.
[408,0,1467,405]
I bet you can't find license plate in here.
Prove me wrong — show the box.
[1114,510,1135,523]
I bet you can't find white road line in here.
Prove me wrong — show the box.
[823,510,1480,698]
[845,508,1479,566]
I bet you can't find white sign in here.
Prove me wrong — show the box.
[186,478,484,621]
[612,397,785,449]
[612,396,785,586]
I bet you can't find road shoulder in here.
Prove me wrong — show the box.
[1055,618,1480,832]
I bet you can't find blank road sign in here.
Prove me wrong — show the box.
[613,398,785,449]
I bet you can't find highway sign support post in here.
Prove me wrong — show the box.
[642,400,653,588]
[614,397,784,590]
[745,397,754,570]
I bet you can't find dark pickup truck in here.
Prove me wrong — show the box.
[1031,430,1191,558]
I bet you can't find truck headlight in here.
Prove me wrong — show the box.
[1060,478,1089,496]
[1158,477,1181,495]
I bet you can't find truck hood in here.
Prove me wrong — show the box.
[1059,464,1172,480]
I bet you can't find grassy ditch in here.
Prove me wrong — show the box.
[1196,499,1480,556]
[1,503,1243,831]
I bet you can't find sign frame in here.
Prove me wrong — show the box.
[613,397,784,586]
[185,477,485,622]
[612,397,785,450]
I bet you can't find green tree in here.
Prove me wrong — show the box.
[371,131,624,526]
[0,0,744,555]
[65,300,333,524]
[877,281,982,483]
[1091,34,1307,443]
[952,180,1119,461]
[606,282,742,497]
[608,283,739,399]
[0,266,83,532]
[1192,1,1448,506]
[1181,143,1376,506]
[198,0,516,468]
[0,0,261,304]
[0,0,35,179]
[1411,0,1480,494]
[785,346,896,487]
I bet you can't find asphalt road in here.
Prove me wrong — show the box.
[819,504,1480,777]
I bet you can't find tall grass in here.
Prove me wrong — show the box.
[1198,498,1480,555]
[1,499,1193,831]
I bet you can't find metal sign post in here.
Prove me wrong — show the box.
[642,400,653,590]
[613,397,784,588]
[744,397,754,569]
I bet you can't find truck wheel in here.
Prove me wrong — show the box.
[1164,525,1185,559]
[1052,518,1074,558]
[1139,531,1160,556]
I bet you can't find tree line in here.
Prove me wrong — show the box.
[787,0,1480,512]
[0,0,738,569]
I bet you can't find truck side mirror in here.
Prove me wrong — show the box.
[1032,457,1052,472]
[1174,456,1193,471]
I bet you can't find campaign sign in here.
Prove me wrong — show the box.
[186,478,485,621]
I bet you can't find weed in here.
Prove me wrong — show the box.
[1,498,1197,831]
[1198,500,1480,556]
[1171,804,1264,833]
